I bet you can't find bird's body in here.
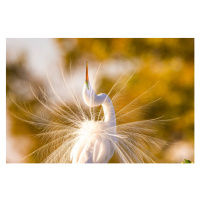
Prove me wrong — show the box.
[70,121,115,163]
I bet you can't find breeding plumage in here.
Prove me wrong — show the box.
[13,62,169,163]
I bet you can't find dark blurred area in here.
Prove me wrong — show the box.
[6,38,194,163]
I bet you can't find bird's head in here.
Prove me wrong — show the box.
[83,61,96,107]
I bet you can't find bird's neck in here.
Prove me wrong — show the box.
[102,95,116,126]
[101,94,117,142]
[83,85,116,126]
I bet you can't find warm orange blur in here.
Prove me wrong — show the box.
[6,38,194,163]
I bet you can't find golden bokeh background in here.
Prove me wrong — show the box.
[6,38,194,163]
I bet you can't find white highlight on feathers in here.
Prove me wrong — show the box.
[70,120,115,163]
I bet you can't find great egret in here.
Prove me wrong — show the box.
[70,62,117,163]
[12,62,169,163]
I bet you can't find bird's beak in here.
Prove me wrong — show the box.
[85,61,89,89]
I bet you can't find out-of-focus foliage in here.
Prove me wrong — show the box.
[56,38,193,63]
[6,56,45,163]
[6,38,194,163]
[181,159,193,163]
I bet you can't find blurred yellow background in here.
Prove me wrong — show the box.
[6,38,194,163]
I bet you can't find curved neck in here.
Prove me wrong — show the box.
[90,93,116,127]
[83,84,116,126]
[100,94,116,125]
